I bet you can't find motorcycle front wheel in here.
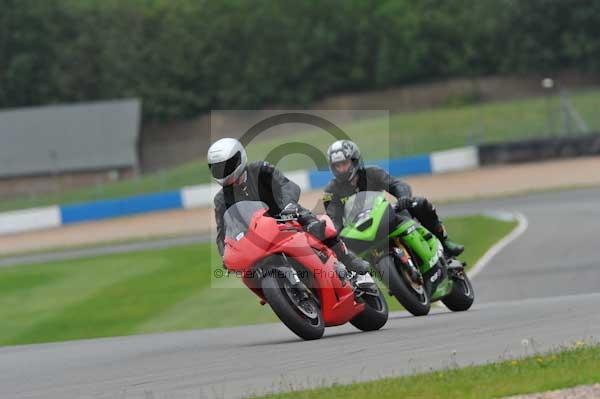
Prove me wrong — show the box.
[261,273,324,340]
[376,255,431,316]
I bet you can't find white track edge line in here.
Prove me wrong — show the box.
[436,211,528,310]
[467,211,529,279]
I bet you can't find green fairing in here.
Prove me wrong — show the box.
[392,222,440,274]
[340,194,440,270]
[339,195,387,242]
[340,191,454,302]
[388,221,452,299]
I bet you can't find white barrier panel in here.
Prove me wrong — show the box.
[0,148,481,235]
[284,170,311,191]
[431,146,479,174]
[0,206,61,235]
[181,170,311,209]
[181,184,221,209]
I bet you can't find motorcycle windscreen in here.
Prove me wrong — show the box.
[343,191,382,226]
[223,201,269,240]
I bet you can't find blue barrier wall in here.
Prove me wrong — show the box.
[0,147,475,233]
[60,191,183,224]
[308,154,432,189]
[308,169,334,189]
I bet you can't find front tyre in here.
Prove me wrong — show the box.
[350,282,389,331]
[261,274,324,340]
[376,255,431,316]
[442,271,474,311]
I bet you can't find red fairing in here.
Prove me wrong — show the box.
[223,214,280,272]
[222,209,364,327]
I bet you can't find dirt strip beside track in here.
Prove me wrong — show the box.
[2,156,600,256]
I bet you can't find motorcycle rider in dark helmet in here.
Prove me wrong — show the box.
[322,140,464,257]
[209,138,371,276]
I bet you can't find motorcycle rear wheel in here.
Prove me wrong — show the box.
[442,271,474,311]
[350,282,389,331]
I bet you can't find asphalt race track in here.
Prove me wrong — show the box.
[1,188,600,399]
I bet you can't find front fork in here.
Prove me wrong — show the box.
[372,239,426,292]
[390,244,422,286]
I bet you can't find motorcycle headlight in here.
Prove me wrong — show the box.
[356,217,373,231]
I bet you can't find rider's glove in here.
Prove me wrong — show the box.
[279,202,300,219]
[305,219,326,241]
[395,197,415,211]
[297,210,327,241]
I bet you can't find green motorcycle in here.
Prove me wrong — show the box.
[339,191,474,316]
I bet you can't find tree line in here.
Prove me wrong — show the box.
[1,0,599,121]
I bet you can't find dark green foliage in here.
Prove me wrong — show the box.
[1,0,599,121]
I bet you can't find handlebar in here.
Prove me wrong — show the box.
[273,214,299,222]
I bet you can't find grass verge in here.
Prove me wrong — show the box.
[0,215,516,346]
[0,232,200,260]
[250,343,600,399]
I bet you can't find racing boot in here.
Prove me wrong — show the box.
[334,262,350,285]
[330,239,370,275]
[339,250,370,275]
[344,251,370,274]
[434,224,464,257]
[443,238,464,257]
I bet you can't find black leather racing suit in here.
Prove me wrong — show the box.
[322,166,446,238]
[214,161,355,266]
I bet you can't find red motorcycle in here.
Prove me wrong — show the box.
[223,201,388,340]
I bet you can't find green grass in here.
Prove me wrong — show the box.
[0,215,515,346]
[2,88,600,212]
[246,88,600,172]
[0,231,196,260]
[250,343,600,399]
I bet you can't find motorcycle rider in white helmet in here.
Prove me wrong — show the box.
[208,138,371,276]
[322,140,464,257]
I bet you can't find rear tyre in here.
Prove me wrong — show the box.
[376,255,431,316]
[261,274,324,340]
[350,283,389,331]
[442,271,474,311]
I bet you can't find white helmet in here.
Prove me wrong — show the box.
[207,138,247,186]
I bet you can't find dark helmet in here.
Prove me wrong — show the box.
[327,140,362,182]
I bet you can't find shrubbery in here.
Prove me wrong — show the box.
[1,0,599,121]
